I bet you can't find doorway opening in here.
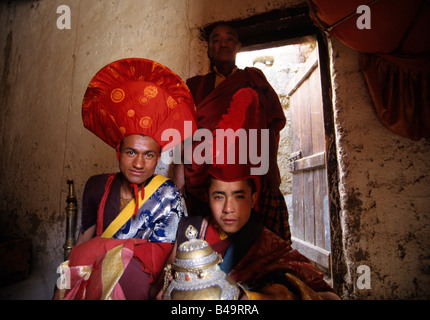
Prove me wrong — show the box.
[202,5,345,293]
[236,37,317,219]
[237,36,333,285]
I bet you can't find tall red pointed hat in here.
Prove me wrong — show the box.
[208,88,263,199]
[82,58,198,151]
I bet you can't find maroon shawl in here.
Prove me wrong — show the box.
[184,68,286,206]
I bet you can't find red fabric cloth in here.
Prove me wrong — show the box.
[95,173,116,236]
[191,68,285,132]
[182,216,332,294]
[362,53,430,140]
[309,0,430,140]
[68,237,172,283]
[309,0,429,54]
[133,241,173,283]
[68,237,141,267]
[204,219,232,257]
[208,88,263,199]
[82,58,198,150]
[66,236,173,299]
[184,68,285,206]
[230,228,332,293]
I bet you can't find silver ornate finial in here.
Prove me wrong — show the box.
[185,225,198,240]
[179,225,207,252]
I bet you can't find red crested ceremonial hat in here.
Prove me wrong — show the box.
[208,88,263,196]
[82,58,198,151]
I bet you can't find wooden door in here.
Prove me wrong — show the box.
[287,47,331,275]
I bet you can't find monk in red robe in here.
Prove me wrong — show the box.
[54,58,197,300]
[174,24,291,243]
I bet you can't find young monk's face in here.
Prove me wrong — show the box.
[119,134,159,186]
[208,178,257,235]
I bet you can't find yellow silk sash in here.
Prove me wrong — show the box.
[101,175,169,239]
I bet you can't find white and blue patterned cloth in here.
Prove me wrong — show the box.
[113,179,187,242]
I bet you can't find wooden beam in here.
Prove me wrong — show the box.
[286,48,319,96]
[201,5,319,48]
[291,236,331,269]
[290,151,325,172]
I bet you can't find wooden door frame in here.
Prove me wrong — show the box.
[316,32,347,294]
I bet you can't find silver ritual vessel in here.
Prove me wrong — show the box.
[163,225,240,300]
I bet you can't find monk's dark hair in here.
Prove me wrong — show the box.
[208,23,239,44]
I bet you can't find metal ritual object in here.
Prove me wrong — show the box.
[63,179,77,260]
[163,225,240,300]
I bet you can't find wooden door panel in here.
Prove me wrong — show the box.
[287,48,331,270]
[304,170,315,244]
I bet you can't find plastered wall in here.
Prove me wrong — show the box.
[0,0,429,299]
[329,38,430,299]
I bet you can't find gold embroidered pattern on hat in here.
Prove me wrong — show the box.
[111,88,125,103]
[167,96,177,109]
[139,116,152,129]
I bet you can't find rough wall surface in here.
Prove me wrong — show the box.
[0,0,429,299]
[0,0,194,279]
[329,38,430,299]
